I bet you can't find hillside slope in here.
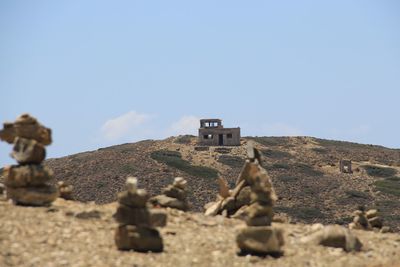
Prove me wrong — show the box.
[45,136,400,231]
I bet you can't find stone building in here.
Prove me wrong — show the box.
[198,119,240,146]
[339,159,353,174]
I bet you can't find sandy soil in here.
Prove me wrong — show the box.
[1,197,399,267]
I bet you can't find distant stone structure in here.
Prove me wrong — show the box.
[198,119,240,146]
[340,160,353,174]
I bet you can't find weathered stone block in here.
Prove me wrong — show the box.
[236,226,284,255]
[113,204,150,226]
[6,185,58,206]
[4,165,53,187]
[115,225,163,252]
[117,189,148,208]
[11,137,46,164]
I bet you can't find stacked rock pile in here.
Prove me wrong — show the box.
[205,146,267,219]
[235,146,284,256]
[114,177,166,252]
[150,177,189,211]
[0,114,58,206]
[349,207,389,233]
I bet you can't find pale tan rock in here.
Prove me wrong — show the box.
[57,181,73,200]
[236,226,284,255]
[115,225,163,252]
[4,165,53,187]
[11,137,45,164]
[305,225,362,252]
[113,204,151,226]
[117,189,148,208]
[6,185,58,206]
[366,209,378,219]
[0,114,52,145]
[150,195,188,211]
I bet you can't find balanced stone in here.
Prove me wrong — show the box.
[1,114,57,207]
[114,177,165,252]
[6,185,58,206]
[118,189,149,208]
[236,226,284,255]
[0,114,52,145]
[150,177,189,211]
[115,225,163,252]
[11,137,45,164]
[4,165,53,187]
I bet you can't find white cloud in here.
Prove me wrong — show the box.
[167,115,200,136]
[100,111,152,141]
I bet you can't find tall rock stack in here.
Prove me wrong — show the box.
[150,177,189,211]
[114,177,165,252]
[236,146,284,256]
[0,114,58,206]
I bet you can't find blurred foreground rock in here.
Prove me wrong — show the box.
[114,177,165,252]
[0,114,58,206]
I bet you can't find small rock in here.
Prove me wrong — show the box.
[305,225,362,252]
[236,226,284,255]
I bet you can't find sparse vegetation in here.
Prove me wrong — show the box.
[217,155,244,168]
[248,137,289,147]
[174,135,194,144]
[267,163,290,171]
[151,150,218,179]
[312,147,328,154]
[277,175,298,182]
[374,177,400,196]
[261,149,292,159]
[120,164,136,174]
[362,165,397,177]
[276,206,325,220]
[345,190,369,199]
[293,163,324,177]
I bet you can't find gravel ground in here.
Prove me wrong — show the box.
[0,197,400,267]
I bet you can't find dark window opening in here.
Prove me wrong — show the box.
[227,133,232,139]
[203,134,213,139]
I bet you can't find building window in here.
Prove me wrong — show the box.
[227,133,232,139]
[203,134,213,139]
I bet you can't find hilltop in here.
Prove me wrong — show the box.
[44,136,400,232]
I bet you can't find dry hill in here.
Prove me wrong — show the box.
[43,136,400,232]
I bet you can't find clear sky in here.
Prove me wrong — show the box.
[1,1,399,166]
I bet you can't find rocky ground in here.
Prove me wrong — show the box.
[43,136,400,231]
[0,197,399,267]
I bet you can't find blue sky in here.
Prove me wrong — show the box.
[1,1,399,166]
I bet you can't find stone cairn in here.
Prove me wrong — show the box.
[205,146,266,219]
[349,206,389,233]
[0,114,58,206]
[234,146,284,256]
[114,177,167,252]
[150,177,189,211]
